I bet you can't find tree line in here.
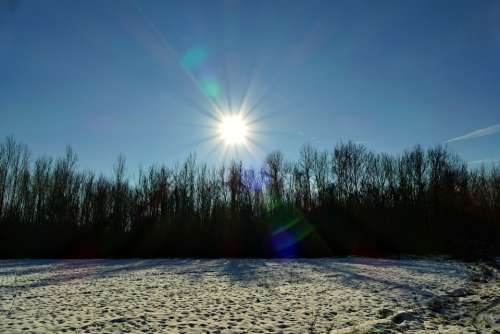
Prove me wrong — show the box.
[0,136,498,258]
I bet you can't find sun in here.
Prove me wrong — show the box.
[196,104,264,161]
[219,114,248,146]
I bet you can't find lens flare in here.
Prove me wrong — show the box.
[180,47,207,70]
[200,76,221,98]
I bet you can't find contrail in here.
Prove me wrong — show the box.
[445,123,500,143]
[467,159,499,165]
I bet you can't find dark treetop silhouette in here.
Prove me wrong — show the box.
[0,137,498,258]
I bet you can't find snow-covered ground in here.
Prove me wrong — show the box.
[0,258,498,333]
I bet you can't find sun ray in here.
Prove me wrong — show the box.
[245,136,268,155]
[242,139,265,162]
[246,111,282,127]
[201,138,226,162]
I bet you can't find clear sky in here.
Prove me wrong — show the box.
[1,0,499,174]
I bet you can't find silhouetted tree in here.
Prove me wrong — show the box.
[0,137,498,259]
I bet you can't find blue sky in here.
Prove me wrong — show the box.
[1,0,499,174]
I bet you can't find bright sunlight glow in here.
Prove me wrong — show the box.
[219,114,248,146]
